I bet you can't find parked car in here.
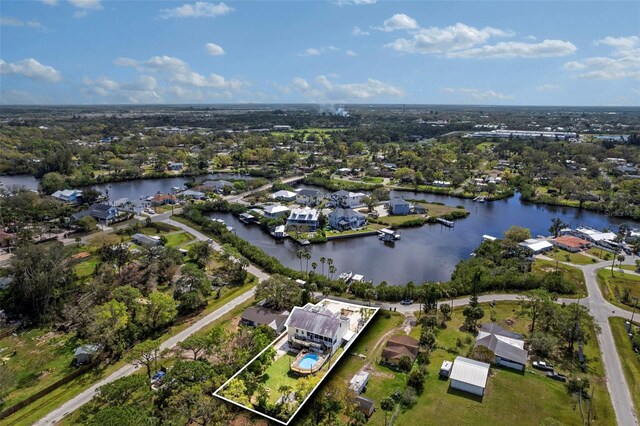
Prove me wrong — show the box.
[547,372,567,382]
[151,370,166,384]
[533,361,554,371]
[400,300,413,305]
[146,208,156,215]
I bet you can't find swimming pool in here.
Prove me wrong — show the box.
[298,353,320,370]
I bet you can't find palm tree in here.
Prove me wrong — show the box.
[381,396,395,426]
[320,256,326,277]
[329,265,337,280]
[296,249,304,271]
[311,262,317,274]
[303,250,311,273]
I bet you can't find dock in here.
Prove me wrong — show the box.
[436,218,455,227]
[378,228,401,241]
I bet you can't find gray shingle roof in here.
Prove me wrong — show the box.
[286,305,341,338]
[475,334,528,365]
[479,323,524,340]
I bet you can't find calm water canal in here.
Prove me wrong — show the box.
[2,175,638,284]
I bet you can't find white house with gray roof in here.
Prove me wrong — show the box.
[286,207,319,230]
[329,190,365,208]
[285,303,350,354]
[475,323,528,371]
[328,207,366,231]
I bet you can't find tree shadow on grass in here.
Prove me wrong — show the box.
[446,386,484,403]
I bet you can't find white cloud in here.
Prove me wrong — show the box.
[159,2,232,19]
[298,46,339,57]
[69,0,102,10]
[205,42,225,56]
[40,0,58,5]
[447,39,576,59]
[288,75,404,101]
[351,26,370,36]
[336,0,377,5]
[345,50,357,57]
[0,58,62,82]
[1,17,44,29]
[441,87,514,101]
[292,77,310,90]
[83,75,160,103]
[564,35,640,80]
[536,84,561,92]
[385,23,511,54]
[377,13,418,32]
[115,55,246,90]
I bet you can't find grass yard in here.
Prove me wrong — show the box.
[360,176,384,184]
[73,258,98,279]
[597,269,640,309]
[546,249,595,265]
[609,317,640,416]
[163,232,195,247]
[586,248,613,260]
[532,259,587,297]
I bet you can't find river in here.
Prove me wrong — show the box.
[207,183,639,285]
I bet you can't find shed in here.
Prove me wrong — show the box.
[440,360,453,378]
[73,344,100,365]
[356,395,375,418]
[449,356,490,396]
[349,371,370,394]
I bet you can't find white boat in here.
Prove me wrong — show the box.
[436,218,454,227]
[473,196,487,203]
[338,272,353,281]
[378,228,401,241]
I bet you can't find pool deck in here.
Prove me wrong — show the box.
[290,351,325,375]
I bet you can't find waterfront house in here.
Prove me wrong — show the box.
[270,190,297,202]
[388,197,411,215]
[51,189,83,204]
[330,190,365,208]
[449,356,490,397]
[167,162,184,171]
[285,303,350,354]
[328,207,366,231]
[263,204,290,219]
[381,335,419,368]
[551,236,592,252]
[199,180,233,194]
[296,189,322,206]
[518,238,553,254]
[70,203,119,224]
[147,193,177,206]
[475,323,528,371]
[177,190,206,200]
[240,306,289,334]
[432,180,452,187]
[287,207,319,230]
[574,228,617,247]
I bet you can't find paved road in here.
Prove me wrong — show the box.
[35,219,270,425]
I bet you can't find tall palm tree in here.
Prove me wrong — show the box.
[296,249,304,271]
[320,256,326,277]
[303,251,311,273]
[311,262,317,274]
[329,265,337,280]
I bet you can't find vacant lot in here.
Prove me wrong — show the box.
[532,259,587,297]
[598,269,640,309]
[609,317,640,415]
[546,249,595,265]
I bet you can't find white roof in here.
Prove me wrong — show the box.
[288,207,319,221]
[343,329,356,342]
[450,356,490,389]
[351,274,364,282]
[482,235,497,241]
[576,228,616,241]
[519,240,553,252]
[264,204,290,214]
[440,360,453,372]
[274,225,286,233]
[270,190,297,199]
[477,331,525,349]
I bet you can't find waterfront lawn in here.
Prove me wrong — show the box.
[609,317,640,415]
[532,259,587,297]
[546,248,595,265]
[163,232,195,247]
[597,269,640,309]
[325,224,385,237]
[587,247,613,260]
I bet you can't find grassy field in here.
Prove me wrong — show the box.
[597,269,640,309]
[609,317,640,416]
[73,257,98,278]
[586,248,613,260]
[546,249,595,265]
[532,259,587,297]
[163,231,195,247]
[1,281,257,426]
[315,301,614,426]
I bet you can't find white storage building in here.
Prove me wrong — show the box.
[449,356,490,397]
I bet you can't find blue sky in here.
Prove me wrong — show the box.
[1,0,639,105]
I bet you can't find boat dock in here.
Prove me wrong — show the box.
[378,228,401,241]
[436,218,455,227]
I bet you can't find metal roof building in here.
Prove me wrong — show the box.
[449,356,490,396]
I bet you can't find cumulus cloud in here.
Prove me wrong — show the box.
[345,50,357,57]
[1,17,44,29]
[0,58,62,82]
[536,84,561,92]
[447,39,576,59]
[40,0,58,5]
[441,87,514,101]
[564,35,640,80]
[83,75,160,103]
[385,22,511,54]
[377,13,419,32]
[336,0,377,5]
[288,75,404,101]
[205,42,225,56]
[159,2,232,19]
[115,55,246,90]
[298,46,339,57]
[69,0,102,10]
[292,77,310,90]
[351,26,370,36]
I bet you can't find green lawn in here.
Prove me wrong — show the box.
[546,249,595,265]
[73,258,98,279]
[609,317,640,416]
[360,176,384,184]
[163,232,195,247]
[587,248,613,260]
[532,259,587,297]
[597,269,640,309]
[316,301,614,426]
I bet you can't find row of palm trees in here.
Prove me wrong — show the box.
[295,251,337,280]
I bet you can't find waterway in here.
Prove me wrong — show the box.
[208,183,639,285]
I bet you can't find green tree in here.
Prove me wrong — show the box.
[463,292,484,331]
[548,218,568,238]
[177,334,211,360]
[76,215,98,232]
[144,292,177,331]
[187,241,213,269]
[96,375,148,406]
[41,172,67,194]
[407,367,427,394]
[520,289,553,332]
[87,299,130,355]
[503,225,531,247]
[380,396,395,426]
[128,339,161,381]
[255,274,302,310]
